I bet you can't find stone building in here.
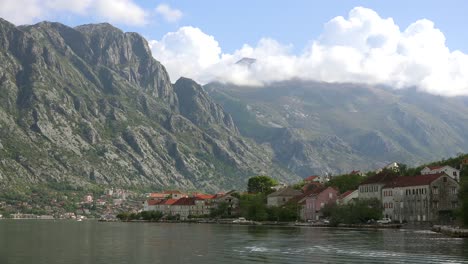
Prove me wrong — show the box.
[381,173,459,223]
[267,187,302,207]
[358,171,398,201]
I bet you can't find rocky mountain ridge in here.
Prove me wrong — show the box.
[0,18,298,192]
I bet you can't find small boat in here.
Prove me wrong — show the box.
[77,218,83,222]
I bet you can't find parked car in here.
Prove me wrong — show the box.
[233,217,249,223]
[377,218,392,224]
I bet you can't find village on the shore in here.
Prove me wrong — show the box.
[2,156,467,233]
[129,157,468,227]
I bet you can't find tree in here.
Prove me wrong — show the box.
[329,198,382,225]
[239,193,269,221]
[247,176,278,194]
[459,166,468,227]
[326,174,363,193]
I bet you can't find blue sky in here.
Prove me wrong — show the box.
[1,0,467,53]
[1,0,468,95]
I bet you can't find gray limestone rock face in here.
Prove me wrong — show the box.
[0,18,299,192]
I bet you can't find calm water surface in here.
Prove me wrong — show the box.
[0,220,467,264]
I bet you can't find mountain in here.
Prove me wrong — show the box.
[0,18,299,192]
[205,80,468,176]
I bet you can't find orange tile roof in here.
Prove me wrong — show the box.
[149,193,169,198]
[304,175,319,181]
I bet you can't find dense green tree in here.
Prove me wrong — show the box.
[140,211,163,221]
[328,198,382,225]
[210,202,231,218]
[326,174,363,193]
[247,176,278,194]
[239,193,269,221]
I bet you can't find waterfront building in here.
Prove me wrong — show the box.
[304,187,338,221]
[358,171,398,201]
[381,173,459,223]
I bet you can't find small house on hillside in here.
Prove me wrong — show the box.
[267,187,302,207]
[421,165,460,182]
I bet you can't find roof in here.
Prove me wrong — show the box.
[268,187,302,198]
[360,171,398,185]
[164,190,183,194]
[162,199,178,205]
[149,193,168,198]
[172,197,201,206]
[146,200,161,206]
[383,173,446,188]
[301,182,323,192]
[339,190,357,199]
[350,170,361,175]
[304,175,319,181]
[288,187,329,205]
[193,193,216,200]
[426,166,444,170]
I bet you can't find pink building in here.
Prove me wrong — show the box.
[304,187,338,221]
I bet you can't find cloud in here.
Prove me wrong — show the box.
[150,7,468,96]
[0,0,148,26]
[156,4,183,23]
[94,0,148,26]
[0,0,43,24]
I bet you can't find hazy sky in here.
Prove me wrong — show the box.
[1,0,468,95]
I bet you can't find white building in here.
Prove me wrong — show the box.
[421,165,460,182]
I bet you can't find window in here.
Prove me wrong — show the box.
[433,186,439,195]
[433,201,439,209]
[453,171,457,176]
[451,187,457,195]
[329,193,333,199]
[443,177,447,183]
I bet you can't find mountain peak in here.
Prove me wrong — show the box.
[236,57,256,67]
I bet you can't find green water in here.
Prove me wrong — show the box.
[0,220,467,264]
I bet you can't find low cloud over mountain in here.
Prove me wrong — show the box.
[150,7,468,96]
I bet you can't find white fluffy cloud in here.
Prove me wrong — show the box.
[156,4,183,23]
[150,7,468,96]
[0,0,148,26]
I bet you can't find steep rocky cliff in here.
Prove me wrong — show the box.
[0,19,298,191]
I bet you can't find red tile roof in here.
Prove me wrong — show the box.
[383,173,445,188]
[339,190,356,199]
[172,197,201,206]
[304,175,319,182]
[146,199,163,206]
[427,165,444,170]
[193,193,216,200]
[149,193,169,198]
[164,190,183,194]
[162,199,178,205]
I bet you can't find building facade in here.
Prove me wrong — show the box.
[382,173,459,223]
[304,187,338,221]
[421,166,460,182]
[267,187,302,207]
